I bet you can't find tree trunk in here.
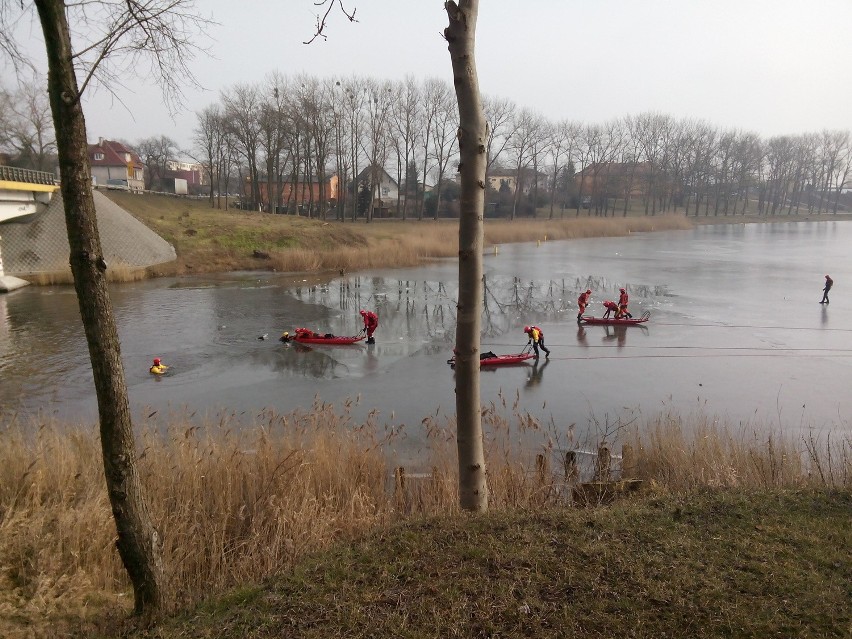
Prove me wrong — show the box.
[445,0,488,512]
[35,0,165,616]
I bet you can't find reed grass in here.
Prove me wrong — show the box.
[1,402,848,636]
[18,208,691,282]
[22,263,149,286]
[94,191,696,278]
[482,215,692,245]
[259,216,690,275]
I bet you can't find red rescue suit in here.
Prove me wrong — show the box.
[602,300,619,318]
[617,290,630,318]
[360,310,378,338]
[577,290,591,318]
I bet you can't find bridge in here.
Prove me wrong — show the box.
[0,166,57,224]
[0,166,176,293]
[0,167,58,292]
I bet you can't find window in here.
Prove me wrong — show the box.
[94,152,104,161]
[381,187,389,197]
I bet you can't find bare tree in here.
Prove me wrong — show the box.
[444,0,488,512]
[831,132,852,214]
[362,78,393,222]
[0,81,54,170]
[303,76,335,218]
[505,108,541,220]
[338,76,367,221]
[527,114,549,218]
[136,135,178,191]
[257,73,288,214]
[329,78,353,220]
[428,79,458,220]
[193,105,219,207]
[416,77,445,220]
[575,121,623,216]
[389,76,421,219]
[1,0,210,617]
[223,83,263,210]
[0,76,57,171]
[544,119,578,218]
[821,130,849,214]
[482,95,515,180]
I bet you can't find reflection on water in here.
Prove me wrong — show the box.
[601,326,629,349]
[524,359,549,389]
[3,222,852,443]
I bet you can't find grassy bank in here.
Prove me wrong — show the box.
[147,491,850,639]
[101,192,692,278]
[1,407,849,638]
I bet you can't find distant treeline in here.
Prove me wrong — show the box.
[2,75,850,220]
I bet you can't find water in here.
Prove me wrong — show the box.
[2,220,852,451]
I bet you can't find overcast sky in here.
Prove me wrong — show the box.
[12,0,852,153]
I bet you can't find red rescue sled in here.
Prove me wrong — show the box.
[293,334,365,345]
[579,311,650,326]
[447,352,535,369]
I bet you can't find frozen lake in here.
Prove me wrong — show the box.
[2,220,851,456]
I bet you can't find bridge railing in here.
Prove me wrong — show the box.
[0,166,58,186]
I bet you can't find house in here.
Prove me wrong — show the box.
[165,159,205,190]
[355,166,400,217]
[486,169,517,194]
[355,165,399,202]
[88,138,145,192]
[575,162,651,200]
[244,174,339,213]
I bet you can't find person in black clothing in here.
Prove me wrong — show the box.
[820,274,833,304]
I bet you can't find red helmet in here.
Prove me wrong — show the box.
[620,288,626,293]
[586,289,591,294]
[153,358,161,365]
[360,309,366,316]
[523,326,531,333]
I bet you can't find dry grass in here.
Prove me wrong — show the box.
[98,192,691,278]
[1,404,849,637]
[483,215,692,244]
[623,410,852,490]
[23,263,149,285]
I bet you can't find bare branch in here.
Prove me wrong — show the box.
[0,1,36,72]
[304,0,357,45]
[34,1,217,115]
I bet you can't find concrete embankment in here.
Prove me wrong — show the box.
[0,190,175,280]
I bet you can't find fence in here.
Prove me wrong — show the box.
[0,166,57,186]
[390,443,643,513]
[0,190,175,276]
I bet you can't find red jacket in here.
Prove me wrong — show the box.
[578,292,590,306]
[618,291,629,307]
[361,311,378,330]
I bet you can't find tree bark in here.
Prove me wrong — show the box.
[34,0,165,615]
[444,0,488,512]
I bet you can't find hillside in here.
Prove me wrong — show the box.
[139,490,851,638]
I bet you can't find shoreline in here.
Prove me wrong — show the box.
[19,191,852,285]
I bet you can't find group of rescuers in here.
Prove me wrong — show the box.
[151,274,836,374]
[521,287,631,360]
[277,309,379,345]
[149,291,633,373]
